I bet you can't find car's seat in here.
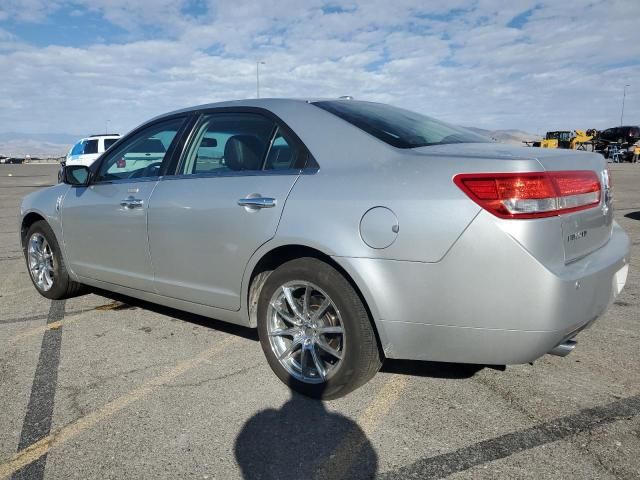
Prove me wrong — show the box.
[224,135,265,171]
[265,145,293,170]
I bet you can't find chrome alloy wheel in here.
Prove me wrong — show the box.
[267,281,345,383]
[28,233,55,291]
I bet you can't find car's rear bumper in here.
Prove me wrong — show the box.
[334,218,630,365]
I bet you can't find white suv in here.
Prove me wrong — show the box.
[65,134,120,167]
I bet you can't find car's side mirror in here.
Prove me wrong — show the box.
[62,165,91,186]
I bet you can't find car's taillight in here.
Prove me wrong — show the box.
[453,171,601,219]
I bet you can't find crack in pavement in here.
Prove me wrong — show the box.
[379,394,640,479]
[0,307,97,326]
[57,363,175,418]
[160,363,261,388]
[0,337,236,479]
[471,372,632,478]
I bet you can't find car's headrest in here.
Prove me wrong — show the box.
[224,135,265,171]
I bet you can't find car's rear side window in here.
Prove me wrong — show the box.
[181,113,275,175]
[104,138,119,150]
[264,128,302,171]
[313,100,490,149]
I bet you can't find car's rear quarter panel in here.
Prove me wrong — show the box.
[334,213,628,364]
[270,102,544,263]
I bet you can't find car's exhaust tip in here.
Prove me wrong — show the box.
[548,339,577,357]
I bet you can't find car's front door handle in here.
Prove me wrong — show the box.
[120,197,144,209]
[237,196,277,209]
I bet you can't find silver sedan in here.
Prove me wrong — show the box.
[19,99,630,399]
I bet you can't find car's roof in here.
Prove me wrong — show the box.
[151,98,345,122]
[76,135,120,142]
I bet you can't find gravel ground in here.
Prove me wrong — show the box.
[0,162,639,480]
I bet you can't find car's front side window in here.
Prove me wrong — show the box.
[83,139,99,154]
[180,113,276,175]
[95,117,185,182]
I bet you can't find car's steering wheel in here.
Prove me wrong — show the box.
[128,162,162,179]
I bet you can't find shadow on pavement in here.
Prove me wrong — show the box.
[381,359,484,379]
[89,287,486,380]
[234,390,378,480]
[624,211,640,221]
[87,287,259,341]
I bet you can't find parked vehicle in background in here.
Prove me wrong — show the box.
[20,99,630,399]
[0,156,24,164]
[595,126,640,162]
[65,134,120,167]
[598,126,640,145]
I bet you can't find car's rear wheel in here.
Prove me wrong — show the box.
[24,220,83,299]
[257,257,381,399]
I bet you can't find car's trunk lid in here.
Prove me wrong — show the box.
[412,143,613,264]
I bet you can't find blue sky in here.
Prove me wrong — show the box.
[0,0,638,137]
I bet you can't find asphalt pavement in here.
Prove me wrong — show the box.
[0,162,639,479]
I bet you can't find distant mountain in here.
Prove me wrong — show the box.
[0,132,83,158]
[0,139,71,158]
[463,127,542,145]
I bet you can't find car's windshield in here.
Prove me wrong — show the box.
[313,100,491,149]
[70,141,84,156]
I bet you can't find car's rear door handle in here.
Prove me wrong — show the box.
[120,197,144,209]
[237,196,276,209]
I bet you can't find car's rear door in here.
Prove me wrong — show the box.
[147,110,310,310]
[61,116,189,291]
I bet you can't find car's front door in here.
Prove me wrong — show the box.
[147,111,310,310]
[61,117,187,291]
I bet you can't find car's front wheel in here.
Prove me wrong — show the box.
[24,220,83,299]
[257,257,381,399]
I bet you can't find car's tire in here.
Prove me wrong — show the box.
[24,220,84,300]
[257,257,381,400]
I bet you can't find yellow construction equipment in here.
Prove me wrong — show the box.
[541,131,571,149]
[570,130,596,150]
[524,129,596,150]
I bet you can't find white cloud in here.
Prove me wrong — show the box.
[0,0,64,23]
[0,0,638,136]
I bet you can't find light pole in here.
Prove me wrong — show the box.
[105,119,110,134]
[620,84,630,126]
[256,61,265,98]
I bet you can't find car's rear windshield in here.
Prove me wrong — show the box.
[313,100,491,149]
